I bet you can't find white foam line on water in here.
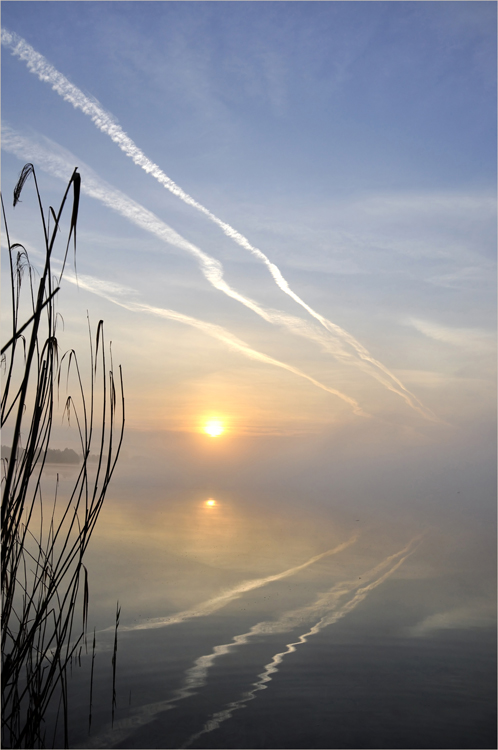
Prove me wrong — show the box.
[1,126,367,417]
[2,29,437,421]
[183,535,424,748]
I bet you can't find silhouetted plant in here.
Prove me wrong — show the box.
[1,165,125,748]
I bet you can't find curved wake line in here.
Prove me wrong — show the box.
[183,535,424,748]
[1,126,366,417]
[2,29,436,421]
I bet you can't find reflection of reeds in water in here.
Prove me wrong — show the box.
[111,603,120,727]
[88,629,96,733]
[1,165,124,748]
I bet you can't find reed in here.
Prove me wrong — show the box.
[1,165,125,748]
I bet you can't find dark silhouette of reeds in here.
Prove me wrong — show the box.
[1,165,125,748]
[111,602,120,727]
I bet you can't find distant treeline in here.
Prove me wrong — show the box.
[1,445,81,464]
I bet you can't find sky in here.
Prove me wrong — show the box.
[1,1,496,458]
[1,10,496,747]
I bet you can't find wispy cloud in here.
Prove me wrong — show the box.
[1,125,369,414]
[408,318,495,353]
[427,266,495,290]
[1,29,435,421]
[64,272,367,416]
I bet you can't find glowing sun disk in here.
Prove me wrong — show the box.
[204,420,224,437]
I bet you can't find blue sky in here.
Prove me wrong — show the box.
[1,1,496,444]
[2,11,496,745]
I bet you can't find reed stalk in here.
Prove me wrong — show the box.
[1,165,125,748]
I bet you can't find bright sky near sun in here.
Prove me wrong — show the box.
[1,2,496,441]
[204,421,224,438]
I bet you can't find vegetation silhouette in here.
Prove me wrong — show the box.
[1,165,125,748]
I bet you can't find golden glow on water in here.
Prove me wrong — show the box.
[204,420,224,437]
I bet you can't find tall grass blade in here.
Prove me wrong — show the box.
[1,165,125,748]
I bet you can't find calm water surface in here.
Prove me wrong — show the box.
[42,435,496,749]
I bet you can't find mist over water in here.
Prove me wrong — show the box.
[1,6,495,747]
[41,422,496,750]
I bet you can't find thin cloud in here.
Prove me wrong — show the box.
[0,125,422,417]
[1,29,436,421]
[66,273,367,416]
[408,318,495,353]
[427,265,495,290]
[1,126,366,415]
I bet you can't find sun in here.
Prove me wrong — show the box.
[205,499,216,507]
[204,420,224,437]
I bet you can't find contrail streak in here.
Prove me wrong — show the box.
[1,29,436,420]
[1,127,366,416]
[0,127,390,380]
[183,535,423,748]
[68,273,366,415]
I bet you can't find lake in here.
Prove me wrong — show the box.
[38,428,496,750]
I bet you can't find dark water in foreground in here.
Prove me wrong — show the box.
[75,622,495,749]
[38,438,496,750]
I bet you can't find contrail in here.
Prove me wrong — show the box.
[1,127,367,416]
[1,29,436,420]
[0,126,398,383]
[68,273,366,416]
[183,535,424,748]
